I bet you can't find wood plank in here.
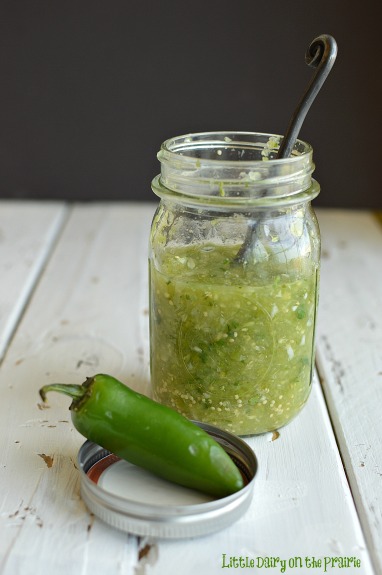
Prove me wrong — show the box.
[0,201,67,361]
[315,208,382,574]
[0,203,375,574]
[0,203,153,574]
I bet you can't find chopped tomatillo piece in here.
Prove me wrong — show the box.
[39,374,244,498]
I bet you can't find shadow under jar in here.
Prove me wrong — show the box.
[149,132,320,436]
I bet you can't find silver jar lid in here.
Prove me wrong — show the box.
[78,420,257,539]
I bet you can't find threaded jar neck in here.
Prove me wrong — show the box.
[152,131,319,208]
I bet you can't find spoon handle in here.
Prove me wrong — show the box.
[277,34,338,159]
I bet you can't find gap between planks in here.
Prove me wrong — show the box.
[0,203,71,367]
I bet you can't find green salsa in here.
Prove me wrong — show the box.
[150,244,318,435]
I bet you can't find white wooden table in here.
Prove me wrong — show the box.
[0,201,381,575]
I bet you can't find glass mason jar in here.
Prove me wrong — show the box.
[149,132,320,436]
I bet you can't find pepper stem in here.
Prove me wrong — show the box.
[39,384,85,404]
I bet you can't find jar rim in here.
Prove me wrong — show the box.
[158,131,313,167]
[153,131,318,207]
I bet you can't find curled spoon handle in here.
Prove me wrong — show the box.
[277,34,338,159]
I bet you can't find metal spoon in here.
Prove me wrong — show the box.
[277,33,338,159]
[234,34,338,264]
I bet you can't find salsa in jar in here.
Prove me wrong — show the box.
[149,132,320,435]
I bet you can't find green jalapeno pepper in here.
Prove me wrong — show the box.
[39,374,244,498]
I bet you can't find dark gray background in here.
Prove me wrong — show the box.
[0,1,380,208]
